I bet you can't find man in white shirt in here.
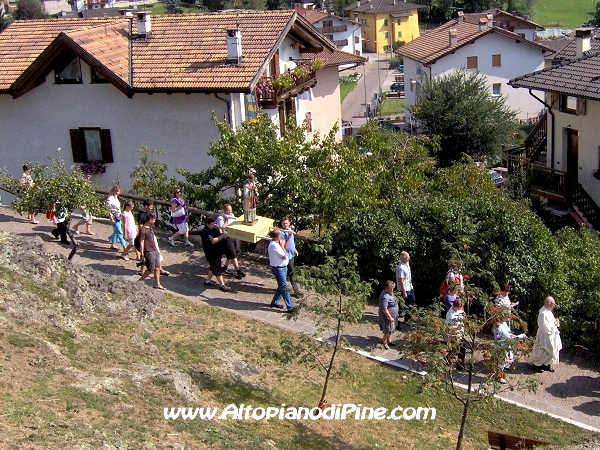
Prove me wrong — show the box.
[267,229,295,312]
[396,251,415,322]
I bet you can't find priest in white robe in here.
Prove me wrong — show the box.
[528,296,562,372]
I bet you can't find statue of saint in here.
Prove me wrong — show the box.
[243,172,258,224]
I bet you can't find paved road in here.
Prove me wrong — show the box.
[1,205,598,433]
[341,52,400,128]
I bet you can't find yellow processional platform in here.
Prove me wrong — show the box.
[223,215,275,243]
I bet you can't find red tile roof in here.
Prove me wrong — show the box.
[0,11,361,96]
[396,19,552,66]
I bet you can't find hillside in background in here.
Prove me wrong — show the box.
[535,0,596,28]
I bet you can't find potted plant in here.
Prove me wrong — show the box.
[79,160,106,176]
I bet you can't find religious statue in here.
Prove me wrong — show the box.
[243,172,258,224]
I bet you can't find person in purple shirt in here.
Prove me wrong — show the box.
[168,188,194,247]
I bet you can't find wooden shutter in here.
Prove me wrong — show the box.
[100,129,114,163]
[70,129,85,162]
[576,97,586,116]
[549,93,559,109]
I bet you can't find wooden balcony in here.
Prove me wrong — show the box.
[320,25,347,33]
[508,160,600,229]
[255,71,317,109]
[333,39,349,46]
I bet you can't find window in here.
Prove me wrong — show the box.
[323,20,333,27]
[409,78,414,92]
[361,18,367,25]
[559,95,578,114]
[55,57,82,84]
[383,19,388,26]
[466,56,478,70]
[397,31,403,38]
[397,18,402,25]
[305,112,313,133]
[384,31,389,39]
[355,35,360,44]
[517,33,525,39]
[492,83,501,96]
[383,45,391,52]
[492,54,501,67]
[325,34,334,41]
[70,128,114,163]
[90,67,109,84]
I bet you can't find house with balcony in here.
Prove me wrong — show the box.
[463,8,543,42]
[294,7,363,57]
[0,11,364,189]
[396,12,552,125]
[344,0,423,53]
[508,28,600,229]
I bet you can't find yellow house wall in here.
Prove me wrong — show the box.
[356,9,421,53]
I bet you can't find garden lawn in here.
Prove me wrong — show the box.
[378,96,405,116]
[340,78,358,102]
[534,0,596,28]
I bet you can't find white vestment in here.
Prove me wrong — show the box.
[528,306,562,366]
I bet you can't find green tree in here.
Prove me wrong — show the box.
[406,299,537,450]
[182,114,380,231]
[410,68,518,167]
[554,227,600,351]
[273,245,372,406]
[0,150,107,219]
[13,0,48,20]
[161,0,183,13]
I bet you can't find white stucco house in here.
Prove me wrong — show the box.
[396,12,553,124]
[0,11,364,189]
[463,8,543,42]
[294,7,363,57]
[509,28,600,228]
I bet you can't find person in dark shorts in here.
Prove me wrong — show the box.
[216,203,246,279]
[200,217,230,292]
[138,213,165,290]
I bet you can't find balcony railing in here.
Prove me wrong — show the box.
[509,161,600,230]
[320,25,347,33]
[255,69,318,109]
[333,39,349,46]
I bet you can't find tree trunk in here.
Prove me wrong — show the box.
[456,400,469,450]
[320,296,343,403]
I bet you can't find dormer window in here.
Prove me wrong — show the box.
[91,67,109,84]
[55,57,82,84]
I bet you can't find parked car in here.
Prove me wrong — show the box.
[489,169,504,188]
[389,82,404,92]
[378,120,402,132]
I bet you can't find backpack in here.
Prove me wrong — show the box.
[439,278,449,297]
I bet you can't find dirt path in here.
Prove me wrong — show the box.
[1,205,598,432]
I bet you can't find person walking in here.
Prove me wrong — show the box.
[396,251,415,322]
[280,216,302,297]
[217,203,246,279]
[135,199,171,277]
[72,207,94,235]
[20,164,39,224]
[267,229,295,312]
[200,217,230,292]
[138,213,165,290]
[378,280,399,349]
[50,203,70,244]
[120,201,136,260]
[106,186,126,251]
[528,296,562,372]
[168,188,193,247]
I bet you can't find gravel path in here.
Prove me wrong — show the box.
[1,205,598,432]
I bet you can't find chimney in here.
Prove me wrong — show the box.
[449,28,457,47]
[575,28,592,58]
[456,11,464,23]
[478,18,487,32]
[226,28,243,65]
[486,13,494,28]
[356,0,360,6]
[392,0,395,4]
[136,12,151,38]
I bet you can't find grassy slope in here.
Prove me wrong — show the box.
[0,268,593,450]
[534,0,597,28]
